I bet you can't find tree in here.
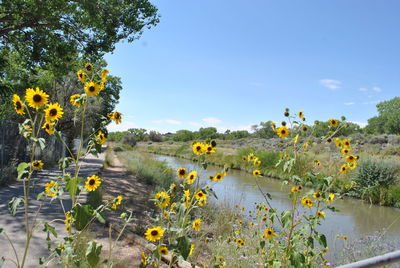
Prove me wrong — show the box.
[173,130,195,142]
[252,121,276,138]
[364,98,400,134]
[197,127,219,139]
[127,128,148,141]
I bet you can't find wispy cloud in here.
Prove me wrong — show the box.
[319,79,342,90]
[202,117,222,125]
[359,87,368,92]
[188,121,201,127]
[359,87,382,92]
[152,119,182,125]
[344,102,355,105]
[107,120,138,132]
[372,86,382,92]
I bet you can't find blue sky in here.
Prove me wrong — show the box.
[105,0,400,133]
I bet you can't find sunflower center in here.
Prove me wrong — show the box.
[268,231,272,234]
[198,193,203,197]
[281,130,286,134]
[46,124,50,129]
[190,175,194,180]
[179,170,185,175]
[89,86,95,92]
[16,101,22,109]
[89,179,96,185]
[50,108,57,116]
[196,146,201,151]
[34,162,39,167]
[33,94,42,103]
[151,230,158,236]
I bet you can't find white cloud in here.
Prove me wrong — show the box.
[107,120,138,132]
[188,121,201,127]
[359,87,382,92]
[359,87,368,92]
[350,121,368,128]
[372,86,382,92]
[152,119,182,125]
[319,79,342,90]
[344,102,355,105]
[202,117,222,125]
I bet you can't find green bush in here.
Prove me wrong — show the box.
[121,134,137,147]
[353,157,398,189]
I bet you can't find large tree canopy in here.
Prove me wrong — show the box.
[365,97,400,135]
[0,0,159,70]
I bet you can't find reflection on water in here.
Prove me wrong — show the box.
[154,155,400,256]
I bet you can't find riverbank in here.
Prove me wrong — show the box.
[135,140,400,208]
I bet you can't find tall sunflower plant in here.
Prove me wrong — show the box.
[233,108,360,267]
[140,140,226,267]
[3,64,131,267]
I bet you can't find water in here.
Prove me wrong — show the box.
[154,154,400,258]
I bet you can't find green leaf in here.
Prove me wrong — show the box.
[73,204,94,231]
[260,240,265,249]
[43,222,58,238]
[86,241,102,267]
[8,197,23,216]
[37,192,44,201]
[0,228,3,234]
[66,177,81,204]
[0,257,4,268]
[201,162,208,170]
[177,236,190,260]
[272,261,281,268]
[39,257,46,265]
[317,234,327,248]
[281,210,292,228]
[307,237,314,249]
[95,212,106,224]
[17,162,29,180]
[37,138,46,150]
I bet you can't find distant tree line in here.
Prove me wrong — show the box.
[108,97,400,144]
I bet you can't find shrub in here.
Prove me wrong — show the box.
[353,157,398,189]
[148,131,163,142]
[121,134,137,147]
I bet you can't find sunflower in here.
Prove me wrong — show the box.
[210,140,217,148]
[303,142,309,151]
[25,87,49,109]
[293,134,299,145]
[12,94,25,115]
[346,155,356,163]
[159,247,169,255]
[335,140,343,150]
[44,103,64,122]
[177,168,187,179]
[277,126,289,138]
[316,211,326,219]
[112,195,123,210]
[184,189,191,208]
[314,160,321,166]
[327,193,335,203]
[192,218,202,231]
[101,69,109,80]
[301,197,313,207]
[144,226,164,242]
[298,110,304,120]
[42,121,55,135]
[84,81,101,97]
[205,144,215,155]
[192,142,205,155]
[195,190,207,206]
[262,227,276,239]
[235,238,245,247]
[96,130,107,145]
[341,148,350,155]
[253,169,261,177]
[313,192,322,200]
[216,256,224,263]
[189,243,195,256]
[85,175,102,191]
[70,94,81,107]
[342,139,351,148]
[337,235,348,240]
[347,162,357,170]
[340,164,348,174]
[85,63,92,72]
[186,171,197,184]
[213,172,224,181]
[155,191,170,208]
[291,185,302,192]
[45,181,58,197]
[77,70,86,83]
[254,159,262,167]
[108,112,122,124]
[271,121,276,131]
[140,252,147,265]
[328,118,339,128]
[32,160,44,169]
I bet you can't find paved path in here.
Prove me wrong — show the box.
[0,153,104,268]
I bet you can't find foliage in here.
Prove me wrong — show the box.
[173,129,195,142]
[251,121,277,138]
[121,134,137,147]
[364,97,400,134]
[148,131,163,142]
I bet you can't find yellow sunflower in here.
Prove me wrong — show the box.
[342,139,351,148]
[111,195,123,210]
[301,197,313,207]
[12,94,25,115]
[42,121,55,135]
[314,160,321,166]
[96,130,107,145]
[340,164,348,174]
[159,247,169,255]
[277,126,289,138]
[155,191,170,208]
[25,87,49,109]
[262,227,276,239]
[205,144,215,155]
[327,193,335,203]
[32,160,44,169]
[298,110,304,120]
[184,189,191,208]
[101,69,109,80]
[271,121,276,131]
[195,190,207,206]
[213,172,224,181]
[341,148,350,155]
[77,70,86,83]
[347,162,357,170]
[316,211,326,219]
[107,112,122,124]
[84,81,101,97]
[192,218,202,231]
[235,238,245,247]
[328,118,339,128]
[210,140,217,148]
[291,185,302,192]
[85,63,92,72]
[85,175,102,192]
[140,252,147,265]
[313,192,322,200]
[189,243,195,256]
[70,94,81,107]
[44,103,64,122]
[192,142,205,155]
[253,169,261,177]
[144,226,164,242]
[177,167,187,179]
[186,171,197,184]
[45,181,58,197]
[346,155,356,163]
